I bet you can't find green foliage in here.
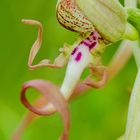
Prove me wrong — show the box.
[0,0,137,140]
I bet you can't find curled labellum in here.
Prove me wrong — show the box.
[20,80,70,140]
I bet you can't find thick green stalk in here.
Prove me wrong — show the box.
[132,41,140,67]
[124,68,140,140]
[123,0,140,140]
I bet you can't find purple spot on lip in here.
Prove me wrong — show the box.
[75,52,82,62]
[93,36,96,40]
[82,41,97,50]
[83,41,90,47]
[89,42,97,50]
[71,47,78,55]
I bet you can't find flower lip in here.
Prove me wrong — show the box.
[20,79,70,140]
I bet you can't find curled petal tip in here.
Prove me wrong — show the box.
[20,80,70,140]
[21,19,42,26]
[23,19,67,69]
[83,65,108,89]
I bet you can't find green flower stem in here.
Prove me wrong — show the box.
[122,0,140,140]
[124,68,140,140]
[132,41,140,67]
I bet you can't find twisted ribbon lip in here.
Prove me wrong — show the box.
[21,81,55,115]
[20,79,70,140]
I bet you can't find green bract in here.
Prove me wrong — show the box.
[127,8,140,36]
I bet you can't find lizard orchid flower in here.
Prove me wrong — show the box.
[12,0,140,140]
[19,19,107,140]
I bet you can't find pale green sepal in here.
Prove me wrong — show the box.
[76,0,127,42]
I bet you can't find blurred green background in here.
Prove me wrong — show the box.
[0,0,138,140]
